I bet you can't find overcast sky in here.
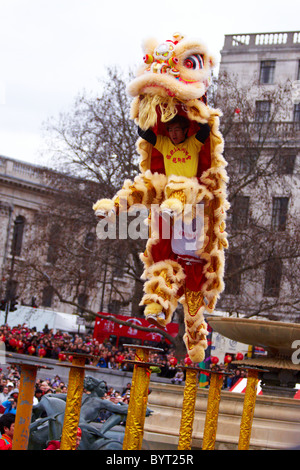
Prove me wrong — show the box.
[0,0,299,166]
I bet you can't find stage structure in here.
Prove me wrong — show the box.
[5,351,274,450]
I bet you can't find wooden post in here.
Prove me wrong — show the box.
[59,353,97,450]
[238,367,266,450]
[122,344,163,450]
[177,366,199,450]
[11,361,52,450]
[202,370,225,450]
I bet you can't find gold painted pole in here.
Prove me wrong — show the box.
[122,344,163,450]
[202,371,224,450]
[9,361,53,450]
[178,367,199,450]
[12,364,38,450]
[238,368,259,450]
[60,353,88,450]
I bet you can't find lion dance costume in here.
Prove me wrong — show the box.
[93,33,229,363]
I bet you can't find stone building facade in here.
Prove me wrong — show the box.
[218,31,300,322]
[0,156,49,303]
[220,31,300,84]
[0,155,134,317]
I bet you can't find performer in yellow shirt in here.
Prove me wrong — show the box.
[137,115,210,326]
[138,115,210,218]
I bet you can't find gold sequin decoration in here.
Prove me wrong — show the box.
[168,189,186,205]
[178,368,199,450]
[202,373,223,450]
[238,369,259,450]
[60,357,85,450]
[185,289,204,317]
[150,269,173,301]
[123,348,151,450]
[129,185,144,204]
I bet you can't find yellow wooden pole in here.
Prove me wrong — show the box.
[60,353,90,450]
[202,371,224,450]
[10,361,52,450]
[178,367,199,450]
[12,364,38,450]
[122,344,163,450]
[238,368,259,450]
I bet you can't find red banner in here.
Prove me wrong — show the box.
[93,312,178,345]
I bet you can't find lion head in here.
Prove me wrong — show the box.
[128,33,217,130]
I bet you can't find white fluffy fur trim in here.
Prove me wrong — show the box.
[93,198,114,212]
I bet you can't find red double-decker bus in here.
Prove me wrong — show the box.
[93,312,178,348]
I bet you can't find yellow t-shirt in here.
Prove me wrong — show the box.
[155,135,203,177]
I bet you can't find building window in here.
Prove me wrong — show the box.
[239,151,257,173]
[108,299,122,314]
[255,100,271,122]
[84,232,95,250]
[112,264,125,279]
[264,259,282,297]
[278,153,296,175]
[271,197,289,231]
[112,253,126,279]
[42,286,54,308]
[5,280,18,301]
[294,103,300,122]
[11,215,25,257]
[47,224,60,264]
[260,60,276,84]
[225,253,242,295]
[78,293,88,313]
[231,196,250,230]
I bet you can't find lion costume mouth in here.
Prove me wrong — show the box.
[128,71,206,103]
[142,83,176,98]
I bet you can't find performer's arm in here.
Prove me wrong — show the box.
[195,123,210,143]
[138,126,157,146]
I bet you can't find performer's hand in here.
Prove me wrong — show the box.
[197,123,210,143]
[138,126,157,146]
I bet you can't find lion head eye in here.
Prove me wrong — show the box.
[183,54,204,70]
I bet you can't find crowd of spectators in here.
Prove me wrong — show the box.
[0,363,133,420]
[0,322,186,377]
[0,363,133,449]
[0,322,246,395]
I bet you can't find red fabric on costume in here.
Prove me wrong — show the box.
[149,149,165,174]
[197,138,211,177]
[181,258,206,291]
[150,215,206,293]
